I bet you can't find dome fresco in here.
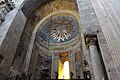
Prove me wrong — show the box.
[37,16,79,43]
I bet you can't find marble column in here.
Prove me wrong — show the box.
[51,53,59,79]
[68,51,76,79]
[86,36,106,80]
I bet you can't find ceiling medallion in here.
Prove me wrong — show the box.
[49,17,73,42]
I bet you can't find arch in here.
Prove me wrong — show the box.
[24,9,82,73]
[33,10,82,53]
[33,10,81,33]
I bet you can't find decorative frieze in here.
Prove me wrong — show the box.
[35,0,78,19]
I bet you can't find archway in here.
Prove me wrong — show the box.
[16,0,85,79]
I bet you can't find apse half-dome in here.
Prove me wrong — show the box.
[37,16,79,43]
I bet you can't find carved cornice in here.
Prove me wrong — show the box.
[35,33,81,54]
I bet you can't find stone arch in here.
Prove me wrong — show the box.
[13,0,85,79]
[27,10,82,56]
[23,9,84,79]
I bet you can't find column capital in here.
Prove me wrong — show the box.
[53,53,59,59]
[85,34,97,46]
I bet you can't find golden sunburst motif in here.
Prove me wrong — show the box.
[49,17,73,42]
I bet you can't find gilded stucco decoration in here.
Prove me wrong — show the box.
[50,17,73,41]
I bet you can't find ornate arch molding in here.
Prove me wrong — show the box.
[33,10,82,54]
[34,10,81,34]
[23,5,84,74]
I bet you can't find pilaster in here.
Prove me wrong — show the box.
[85,34,106,80]
[68,51,76,79]
[51,53,59,79]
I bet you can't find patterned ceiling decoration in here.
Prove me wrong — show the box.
[37,16,79,43]
[50,17,73,41]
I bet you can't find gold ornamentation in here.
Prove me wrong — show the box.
[50,17,73,42]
